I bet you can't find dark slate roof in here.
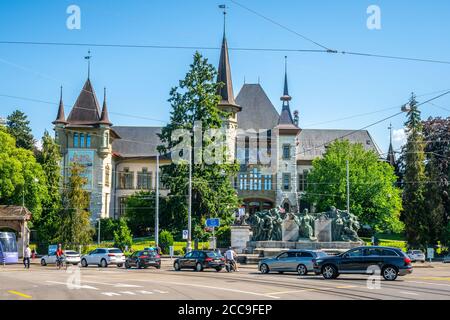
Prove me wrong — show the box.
[235,84,280,130]
[217,34,239,109]
[53,87,67,125]
[0,206,32,220]
[297,129,381,160]
[66,78,101,125]
[112,126,164,158]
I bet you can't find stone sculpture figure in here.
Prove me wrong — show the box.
[270,208,283,241]
[297,209,316,240]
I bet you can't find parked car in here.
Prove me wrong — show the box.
[40,250,81,266]
[313,246,413,281]
[407,250,426,263]
[173,250,225,272]
[81,248,125,268]
[125,250,161,269]
[443,255,450,263]
[259,250,328,275]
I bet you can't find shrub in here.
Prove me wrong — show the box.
[113,218,133,251]
[159,230,174,254]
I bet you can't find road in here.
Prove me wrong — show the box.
[1,260,449,300]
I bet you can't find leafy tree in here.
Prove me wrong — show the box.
[158,52,240,240]
[6,110,35,150]
[401,93,427,246]
[159,230,174,254]
[58,164,94,248]
[95,218,118,241]
[0,127,47,220]
[113,218,133,251]
[305,139,403,233]
[35,131,62,245]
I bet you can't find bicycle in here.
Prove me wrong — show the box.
[56,255,67,270]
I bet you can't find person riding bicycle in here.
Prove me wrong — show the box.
[225,247,238,272]
[55,244,64,268]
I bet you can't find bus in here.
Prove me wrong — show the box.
[0,232,18,264]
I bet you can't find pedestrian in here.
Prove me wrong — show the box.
[23,245,31,269]
[31,248,36,260]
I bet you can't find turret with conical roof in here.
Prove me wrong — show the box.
[99,87,112,126]
[53,86,67,125]
[277,57,300,134]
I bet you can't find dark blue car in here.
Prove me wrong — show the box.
[313,246,413,281]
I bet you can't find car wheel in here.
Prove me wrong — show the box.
[195,262,203,272]
[81,259,88,268]
[174,262,181,271]
[322,265,338,279]
[156,264,161,269]
[382,266,398,281]
[100,259,108,268]
[125,262,131,269]
[136,261,142,269]
[40,259,46,266]
[260,263,269,274]
[297,264,308,276]
[215,267,223,272]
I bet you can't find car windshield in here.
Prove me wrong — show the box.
[316,251,328,257]
[206,252,220,258]
[108,249,122,254]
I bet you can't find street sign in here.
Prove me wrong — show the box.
[48,245,57,256]
[427,247,434,261]
[206,218,220,228]
[169,246,174,258]
[182,230,189,240]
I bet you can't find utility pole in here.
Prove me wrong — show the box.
[97,218,101,245]
[155,154,160,247]
[346,160,350,214]
[187,146,192,252]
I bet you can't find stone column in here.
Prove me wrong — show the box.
[230,225,251,253]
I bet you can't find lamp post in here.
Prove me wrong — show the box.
[96,218,101,245]
[155,154,159,247]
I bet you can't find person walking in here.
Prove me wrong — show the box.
[23,245,31,269]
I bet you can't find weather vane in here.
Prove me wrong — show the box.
[219,4,228,33]
[85,50,92,78]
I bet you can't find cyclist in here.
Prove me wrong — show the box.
[55,244,65,269]
[225,247,238,272]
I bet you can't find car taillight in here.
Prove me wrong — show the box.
[205,257,213,262]
[155,255,160,258]
[220,257,225,261]
[404,257,411,265]
[140,256,148,259]
[108,254,115,257]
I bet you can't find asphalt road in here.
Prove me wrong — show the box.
[1,260,449,300]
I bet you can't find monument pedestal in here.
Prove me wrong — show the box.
[230,225,251,253]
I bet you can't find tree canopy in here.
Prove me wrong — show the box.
[6,109,35,150]
[305,139,403,233]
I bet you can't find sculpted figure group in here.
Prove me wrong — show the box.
[242,206,361,242]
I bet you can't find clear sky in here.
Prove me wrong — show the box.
[1,0,449,155]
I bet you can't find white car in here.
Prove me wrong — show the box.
[40,250,81,266]
[407,250,426,263]
[80,248,125,268]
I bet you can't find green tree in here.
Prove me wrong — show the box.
[113,218,133,251]
[0,127,47,220]
[158,52,240,240]
[306,140,403,233]
[58,164,94,248]
[95,218,118,241]
[6,110,35,150]
[401,93,427,246]
[159,230,174,254]
[35,131,62,245]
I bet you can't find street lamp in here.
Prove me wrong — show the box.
[96,217,101,245]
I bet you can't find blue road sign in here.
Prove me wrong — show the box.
[206,218,220,228]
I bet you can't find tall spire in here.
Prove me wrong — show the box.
[387,123,396,166]
[53,86,67,125]
[278,56,295,125]
[216,5,240,112]
[99,87,112,126]
[85,50,92,79]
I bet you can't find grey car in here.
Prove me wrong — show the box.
[259,250,328,275]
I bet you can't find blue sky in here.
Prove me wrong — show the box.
[1,0,449,154]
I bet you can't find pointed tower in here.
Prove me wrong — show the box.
[216,11,241,161]
[275,57,300,213]
[386,123,396,166]
[53,86,67,125]
[99,87,112,126]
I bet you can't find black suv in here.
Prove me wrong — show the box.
[174,250,225,272]
[313,246,413,281]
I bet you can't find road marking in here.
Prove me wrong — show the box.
[46,281,99,290]
[399,291,419,296]
[129,278,281,299]
[267,288,316,295]
[335,285,358,289]
[102,292,121,297]
[119,291,136,295]
[407,280,450,287]
[409,277,450,281]
[7,290,32,299]
[81,280,142,288]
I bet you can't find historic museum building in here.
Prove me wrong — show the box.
[53,31,381,220]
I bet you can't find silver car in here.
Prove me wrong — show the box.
[407,250,426,263]
[41,250,81,266]
[259,250,328,275]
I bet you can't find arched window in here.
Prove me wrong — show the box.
[80,133,85,148]
[86,134,91,148]
[73,133,79,147]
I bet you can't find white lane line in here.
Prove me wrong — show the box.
[129,278,280,299]
[407,281,450,288]
[46,281,99,290]
[399,291,419,296]
[81,280,142,288]
[268,288,316,295]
